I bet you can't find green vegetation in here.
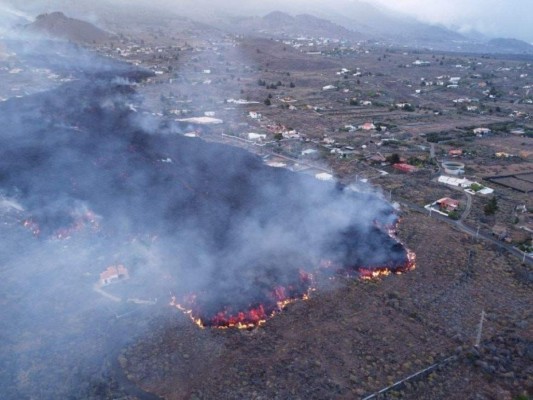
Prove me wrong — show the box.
[407,156,428,167]
[448,210,460,220]
[386,153,401,164]
[484,196,499,215]
[470,183,484,192]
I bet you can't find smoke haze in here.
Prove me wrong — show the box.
[2,0,532,42]
[0,18,411,398]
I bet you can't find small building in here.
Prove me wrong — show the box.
[473,127,491,136]
[99,265,129,286]
[248,132,267,141]
[448,149,463,157]
[315,172,334,181]
[436,198,459,212]
[322,85,337,91]
[301,149,318,156]
[393,163,417,173]
[438,175,473,188]
[360,122,376,131]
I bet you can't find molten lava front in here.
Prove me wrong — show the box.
[171,271,314,329]
[172,223,416,330]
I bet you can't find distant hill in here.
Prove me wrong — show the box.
[488,38,533,54]
[317,0,465,47]
[24,12,112,43]
[217,11,365,41]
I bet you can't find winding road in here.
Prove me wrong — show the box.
[395,195,532,266]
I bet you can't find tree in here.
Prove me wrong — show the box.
[387,153,401,164]
[289,82,295,88]
[264,98,271,106]
[484,196,499,215]
[448,210,460,220]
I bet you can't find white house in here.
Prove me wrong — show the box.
[473,127,491,136]
[248,133,267,141]
[315,172,334,181]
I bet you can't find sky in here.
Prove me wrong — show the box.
[374,0,533,42]
[1,0,532,42]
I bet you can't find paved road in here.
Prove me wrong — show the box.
[396,196,532,266]
[460,192,473,222]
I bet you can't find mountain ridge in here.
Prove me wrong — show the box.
[24,11,112,43]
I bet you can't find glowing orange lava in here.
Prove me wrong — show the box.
[172,219,416,329]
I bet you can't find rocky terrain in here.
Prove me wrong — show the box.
[24,11,113,43]
[121,213,532,399]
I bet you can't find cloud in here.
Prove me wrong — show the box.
[374,0,533,41]
[2,0,532,41]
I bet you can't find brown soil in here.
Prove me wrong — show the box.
[121,212,532,399]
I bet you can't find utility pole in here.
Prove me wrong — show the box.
[466,250,473,277]
[475,310,486,347]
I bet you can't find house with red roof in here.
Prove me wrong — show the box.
[99,265,129,286]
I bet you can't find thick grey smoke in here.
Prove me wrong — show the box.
[0,17,409,400]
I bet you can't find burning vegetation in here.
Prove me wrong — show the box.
[22,207,101,239]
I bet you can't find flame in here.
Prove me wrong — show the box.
[23,210,101,240]
[53,210,101,239]
[359,267,392,280]
[22,219,40,236]
[171,272,315,330]
[171,219,416,329]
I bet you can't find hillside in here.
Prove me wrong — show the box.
[488,38,533,54]
[219,11,365,41]
[318,0,466,46]
[24,12,112,43]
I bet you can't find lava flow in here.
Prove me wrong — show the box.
[171,218,416,330]
[359,249,416,280]
[171,270,314,330]
[22,208,101,239]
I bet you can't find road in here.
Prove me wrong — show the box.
[395,196,532,266]
[205,133,531,265]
